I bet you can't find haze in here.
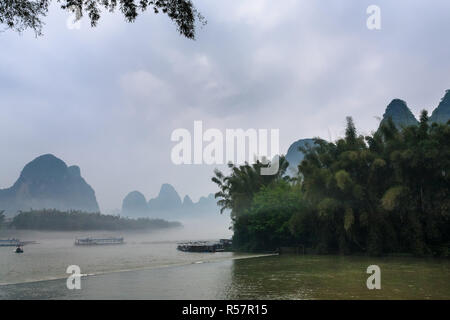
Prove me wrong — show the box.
[1,0,450,213]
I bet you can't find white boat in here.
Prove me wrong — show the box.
[0,239,21,247]
[75,237,125,246]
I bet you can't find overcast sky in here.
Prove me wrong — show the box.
[1,0,450,213]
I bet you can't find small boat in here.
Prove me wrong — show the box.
[15,246,24,254]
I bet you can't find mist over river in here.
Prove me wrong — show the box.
[0,227,449,299]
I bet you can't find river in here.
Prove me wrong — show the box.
[0,230,449,299]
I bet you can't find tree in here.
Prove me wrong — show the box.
[212,157,289,219]
[0,0,206,39]
[376,111,450,255]
[235,180,310,251]
[297,114,450,256]
[10,209,183,230]
[298,117,381,254]
[214,113,449,256]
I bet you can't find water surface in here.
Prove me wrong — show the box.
[1,231,449,299]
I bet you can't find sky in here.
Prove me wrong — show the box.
[1,0,450,213]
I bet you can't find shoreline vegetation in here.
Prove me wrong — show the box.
[1,209,182,231]
[213,113,450,257]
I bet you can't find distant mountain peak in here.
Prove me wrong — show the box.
[32,154,59,161]
[0,154,99,215]
[379,99,418,129]
[183,195,194,206]
[147,183,182,213]
[121,185,223,220]
[159,183,178,196]
[122,191,148,216]
[19,154,67,181]
[430,89,450,124]
[157,183,182,204]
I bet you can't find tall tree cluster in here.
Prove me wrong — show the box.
[213,112,450,256]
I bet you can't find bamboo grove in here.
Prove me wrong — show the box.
[212,111,450,256]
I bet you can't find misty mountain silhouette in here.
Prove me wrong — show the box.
[285,138,317,176]
[182,195,194,207]
[148,183,183,212]
[121,184,221,220]
[0,154,99,216]
[122,190,148,217]
[430,90,450,124]
[379,99,418,129]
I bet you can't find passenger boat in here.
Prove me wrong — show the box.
[74,237,125,246]
[0,239,37,247]
[0,239,21,247]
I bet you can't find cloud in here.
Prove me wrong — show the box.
[232,0,300,29]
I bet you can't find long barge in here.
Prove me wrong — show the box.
[177,239,232,253]
[0,239,20,247]
[74,237,125,246]
[0,239,36,247]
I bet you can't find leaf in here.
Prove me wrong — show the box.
[381,186,406,211]
[344,208,354,231]
[335,170,352,191]
[317,198,340,217]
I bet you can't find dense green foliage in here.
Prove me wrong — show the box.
[9,209,182,231]
[213,112,450,256]
[212,157,290,218]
